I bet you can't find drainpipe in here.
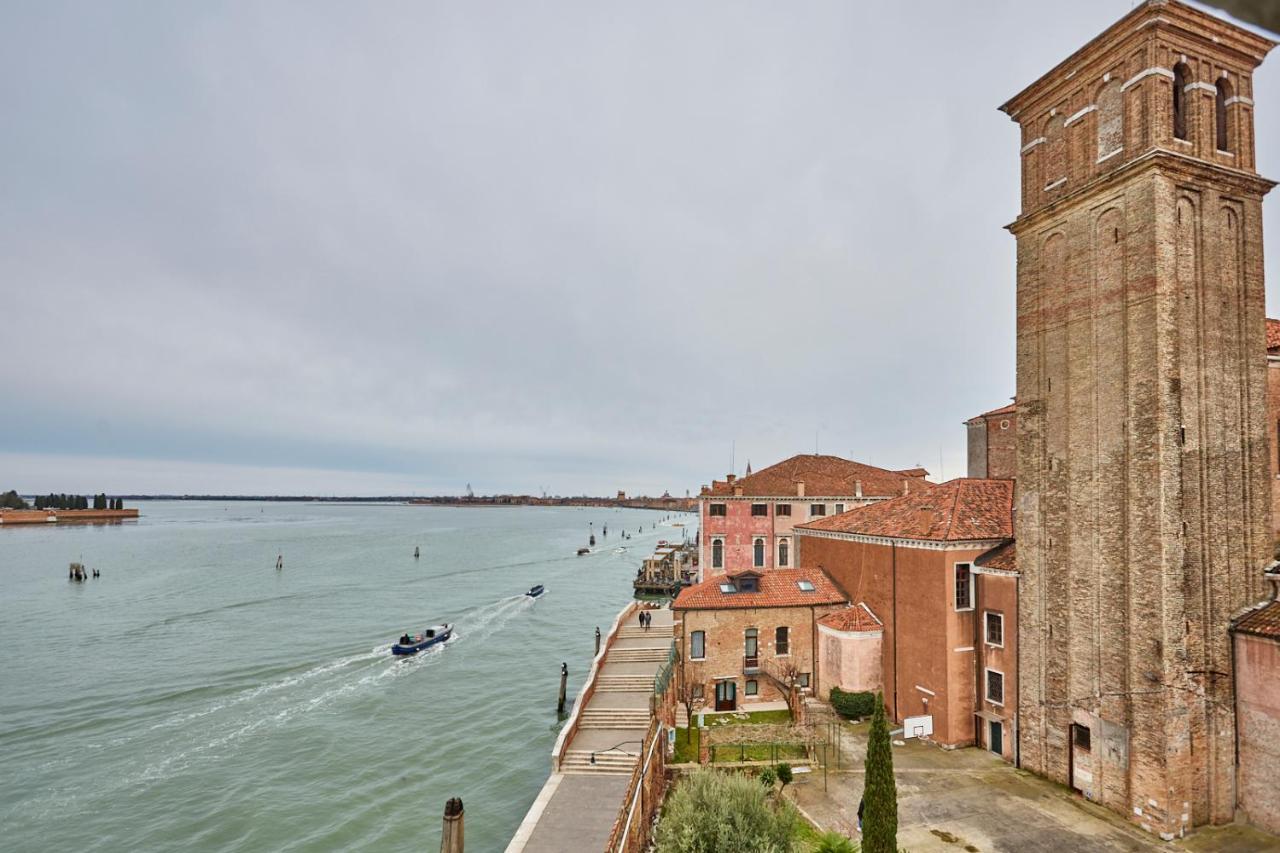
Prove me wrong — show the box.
[811,604,818,698]
[1015,570,1021,769]
[974,567,983,748]
[892,541,899,721]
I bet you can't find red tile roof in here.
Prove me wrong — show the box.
[818,602,883,633]
[976,540,1017,572]
[895,468,930,479]
[797,478,1014,542]
[672,568,847,611]
[1267,319,1280,353]
[1233,590,1280,640]
[701,454,933,499]
[966,402,1016,423]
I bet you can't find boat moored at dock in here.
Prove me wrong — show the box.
[391,624,453,656]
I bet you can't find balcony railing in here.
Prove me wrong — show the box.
[743,655,759,673]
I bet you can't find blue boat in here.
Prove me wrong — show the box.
[392,623,453,656]
[526,585,545,598]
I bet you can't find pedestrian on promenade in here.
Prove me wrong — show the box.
[637,611,644,629]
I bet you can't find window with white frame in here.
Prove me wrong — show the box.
[797,672,810,688]
[690,631,706,660]
[745,679,758,696]
[711,539,724,569]
[954,563,974,611]
[775,626,789,655]
[809,504,826,517]
[777,538,790,567]
[985,611,1004,647]
[985,668,1004,705]
[776,503,791,516]
[835,503,845,514]
[753,538,765,568]
[691,683,704,700]
[751,503,768,517]
[709,503,727,517]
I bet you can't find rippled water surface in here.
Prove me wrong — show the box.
[0,501,691,852]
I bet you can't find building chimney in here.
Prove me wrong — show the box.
[855,480,863,498]
[1268,570,1280,602]
[796,481,805,497]
[733,485,743,497]
[726,474,736,484]
[902,480,910,495]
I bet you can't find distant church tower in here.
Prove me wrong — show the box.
[1001,0,1273,837]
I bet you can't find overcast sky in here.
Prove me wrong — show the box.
[2,1,1277,497]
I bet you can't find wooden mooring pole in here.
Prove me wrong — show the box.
[440,797,464,853]
[594,626,601,656]
[558,662,568,713]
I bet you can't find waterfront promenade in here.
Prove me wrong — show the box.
[505,604,673,853]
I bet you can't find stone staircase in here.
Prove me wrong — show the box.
[560,748,640,775]
[606,647,670,663]
[595,674,655,692]
[577,708,652,730]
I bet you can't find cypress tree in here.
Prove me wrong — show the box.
[862,691,897,853]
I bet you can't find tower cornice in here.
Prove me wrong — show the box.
[1006,148,1276,236]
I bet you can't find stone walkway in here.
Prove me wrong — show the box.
[505,606,673,853]
[789,721,1280,853]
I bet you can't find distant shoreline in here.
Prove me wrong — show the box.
[79,495,697,511]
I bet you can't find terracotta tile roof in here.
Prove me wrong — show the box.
[1267,319,1280,353]
[818,602,882,633]
[975,540,1017,572]
[1233,590,1280,640]
[966,402,1016,423]
[797,478,1014,542]
[672,568,847,611]
[894,468,930,479]
[701,454,933,499]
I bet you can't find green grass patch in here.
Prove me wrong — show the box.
[709,742,807,764]
[672,726,698,763]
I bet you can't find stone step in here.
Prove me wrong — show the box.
[595,683,653,692]
[607,650,669,661]
[581,711,650,723]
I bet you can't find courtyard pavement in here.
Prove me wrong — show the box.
[788,722,1279,853]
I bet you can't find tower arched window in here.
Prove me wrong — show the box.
[1216,78,1232,152]
[1173,63,1190,141]
[712,538,724,569]
[1096,78,1123,159]
[753,538,765,568]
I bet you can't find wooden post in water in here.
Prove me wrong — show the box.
[557,662,568,713]
[594,627,601,656]
[440,797,464,853]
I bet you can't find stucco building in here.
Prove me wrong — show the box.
[1002,0,1274,837]
[698,454,931,576]
[795,478,1017,757]
[1231,569,1280,836]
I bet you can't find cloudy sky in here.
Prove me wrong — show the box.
[2,1,1277,497]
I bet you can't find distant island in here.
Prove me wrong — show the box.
[0,490,138,525]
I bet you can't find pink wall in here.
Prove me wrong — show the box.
[818,626,882,694]
[1235,631,1280,836]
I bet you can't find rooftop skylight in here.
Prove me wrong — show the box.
[719,583,737,594]
[797,580,815,591]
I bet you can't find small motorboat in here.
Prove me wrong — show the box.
[577,547,590,556]
[392,623,453,656]
[526,584,545,598]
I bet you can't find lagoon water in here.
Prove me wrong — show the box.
[0,501,691,852]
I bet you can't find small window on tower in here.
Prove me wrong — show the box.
[1173,63,1190,141]
[1216,78,1232,152]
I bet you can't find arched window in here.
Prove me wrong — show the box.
[1216,78,1232,151]
[1044,115,1067,189]
[1173,63,1190,141]
[753,538,765,567]
[778,538,790,567]
[712,538,723,569]
[1096,78,1123,159]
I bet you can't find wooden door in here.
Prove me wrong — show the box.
[988,720,1003,756]
[714,680,737,711]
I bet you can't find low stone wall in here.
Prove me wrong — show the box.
[606,717,667,853]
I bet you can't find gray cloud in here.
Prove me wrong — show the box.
[2,1,1277,495]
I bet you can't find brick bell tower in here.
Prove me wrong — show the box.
[1000,0,1273,838]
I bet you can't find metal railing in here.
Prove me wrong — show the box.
[743,655,760,673]
[653,641,677,696]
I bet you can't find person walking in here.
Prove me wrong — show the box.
[637,610,645,629]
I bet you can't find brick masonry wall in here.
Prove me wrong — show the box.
[984,413,1017,481]
[677,604,841,710]
[1269,363,1280,537]
[1234,632,1280,837]
[1008,7,1274,835]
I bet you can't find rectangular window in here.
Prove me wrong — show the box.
[1073,724,1091,751]
[776,503,791,516]
[775,626,789,655]
[778,539,790,567]
[985,668,1004,705]
[809,504,826,517]
[709,503,726,517]
[834,504,845,514]
[955,563,973,611]
[751,503,768,517]
[691,683,704,700]
[745,679,758,696]
[797,672,810,688]
[985,611,1004,647]
[691,631,705,660]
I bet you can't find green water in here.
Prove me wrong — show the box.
[0,501,692,851]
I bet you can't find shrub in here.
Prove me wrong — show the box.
[758,767,777,789]
[774,762,792,789]
[814,830,860,853]
[654,768,797,853]
[829,688,876,720]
